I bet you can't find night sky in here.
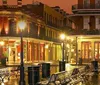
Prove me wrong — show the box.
[0,0,77,13]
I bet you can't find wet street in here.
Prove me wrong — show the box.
[2,73,100,85]
[0,64,100,85]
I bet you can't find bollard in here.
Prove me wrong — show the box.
[28,66,40,85]
[91,60,98,72]
[42,63,50,78]
[79,58,82,65]
[59,61,65,71]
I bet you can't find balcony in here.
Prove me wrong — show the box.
[72,4,100,14]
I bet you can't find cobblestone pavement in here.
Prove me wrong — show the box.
[0,64,100,85]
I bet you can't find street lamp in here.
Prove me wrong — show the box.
[60,34,65,61]
[18,18,26,85]
[76,36,78,65]
[0,41,5,46]
[59,33,66,71]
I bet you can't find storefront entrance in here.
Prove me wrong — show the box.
[9,47,16,63]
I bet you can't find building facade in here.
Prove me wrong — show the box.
[0,1,72,64]
[68,0,100,63]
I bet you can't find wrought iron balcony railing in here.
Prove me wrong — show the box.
[72,4,100,11]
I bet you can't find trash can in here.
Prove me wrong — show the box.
[79,58,82,65]
[28,66,40,85]
[42,63,50,78]
[1,57,6,66]
[91,60,98,72]
[59,61,66,71]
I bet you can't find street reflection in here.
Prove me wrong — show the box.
[91,73,99,85]
[1,83,4,85]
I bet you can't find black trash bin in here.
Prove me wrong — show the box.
[42,63,50,78]
[79,58,82,65]
[59,61,66,71]
[28,66,40,85]
[1,57,6,66]
[91,60,98,72]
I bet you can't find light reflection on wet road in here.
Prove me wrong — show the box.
[89,73,100,85]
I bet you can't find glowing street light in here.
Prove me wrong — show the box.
[18,17,26,85]
[60,34,65,40]
[0,41,5,46]
[18,20,26,31]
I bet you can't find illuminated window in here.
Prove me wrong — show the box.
[81,42,91,59]
[94,42,100,59]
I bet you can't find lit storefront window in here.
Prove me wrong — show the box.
[0,39,29,63]
[94,42,100,59]
[81,42,91,59]
[40,44,44,60]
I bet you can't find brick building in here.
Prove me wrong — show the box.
[68,0,100,63]
[0,0,72,64]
